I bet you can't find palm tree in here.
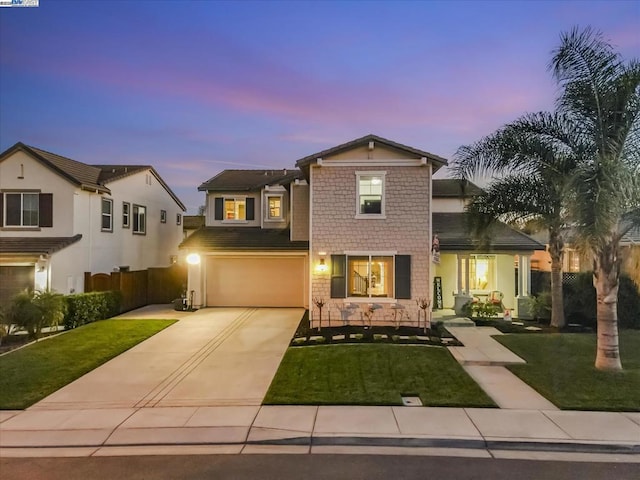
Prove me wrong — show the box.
[454,112,585,328]
[551,27,640,371]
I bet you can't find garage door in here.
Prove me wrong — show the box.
[206,256,306,307]
[0,265,34,306]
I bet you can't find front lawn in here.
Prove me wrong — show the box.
[264,344,496,407]
[495,331,640,411]
[0,319,175,409]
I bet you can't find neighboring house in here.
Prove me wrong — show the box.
[0,142,186,305]
[181,134,544,318]
[182,215,205,239]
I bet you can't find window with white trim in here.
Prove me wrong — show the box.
[122,202,130,228]
[160,210,167,223]
[133,204,146,234]
[463,254,496,291]
[356,172,385,216]
[176,213,182,225]
[266,194,283,221]
[225,198,246,221]
[347,255,394,298]
[3,192,39,227]
[101,198,113,232]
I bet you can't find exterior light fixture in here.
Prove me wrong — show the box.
[315,251,329,273]
[186,253,201,265]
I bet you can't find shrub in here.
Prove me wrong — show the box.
[64,291,122,329]
[6,290,67,339]
[563,272,640,329]
[525,291,552,323]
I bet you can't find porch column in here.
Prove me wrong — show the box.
[454,254,472,315]
[516,254,532,318]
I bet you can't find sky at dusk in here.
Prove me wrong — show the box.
[1,0,638,213]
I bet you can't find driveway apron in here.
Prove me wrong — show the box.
[29,308,303,410]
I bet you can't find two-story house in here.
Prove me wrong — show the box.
[0,142,186,305]
[181,134,544,320]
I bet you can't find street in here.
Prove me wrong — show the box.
[2,454,638,480]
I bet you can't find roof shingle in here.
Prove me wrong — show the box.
[0,235,83,255]
[180,227,308,251]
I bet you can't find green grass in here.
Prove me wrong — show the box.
[0,319,175,409]
[495,331,640,411]
[264,344,496,407]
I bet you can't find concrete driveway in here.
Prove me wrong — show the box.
[30,307,303,410]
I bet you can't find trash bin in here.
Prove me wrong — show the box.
[173,298,186,311]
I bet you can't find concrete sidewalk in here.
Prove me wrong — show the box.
[1,405,639,460]
[446,326,558,410]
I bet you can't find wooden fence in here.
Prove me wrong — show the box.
[84,265,187,313]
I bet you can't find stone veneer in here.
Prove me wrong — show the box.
[310,163,432,321]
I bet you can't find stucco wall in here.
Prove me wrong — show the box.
[0,150,76,237]
[435,253,458,309]
[90,171,184,273]
[310,162,432,314]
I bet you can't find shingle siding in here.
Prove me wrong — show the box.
[310,164,431,314]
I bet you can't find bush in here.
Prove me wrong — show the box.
[525,291,552,323]
[6,290,67,339]
[563,272,640,329]
[64,291,122,329]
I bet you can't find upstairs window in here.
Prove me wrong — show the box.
[133,204,146,234]
[122,202,130,228]
[3,192,39,227]
[214,197,255,222]
[357,172,385,217]
[101,198,113,232]
[160,209,167,223]
[225,198,246,220]
[266,195,283,221]
[176,213,182,225]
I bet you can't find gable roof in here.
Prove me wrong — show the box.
[433,213,545,251]
[95,164,186,211]
[198,169,303,192]
[180,227,308,251]
[0,143,186,211]
[432,179,483,197]
[295,134,449,171]
[0,143,109,193]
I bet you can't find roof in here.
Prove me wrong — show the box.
[0,143,108,193]
[198,169,303,192]
[432,179,483,197]
[433,213,545,251]
[180,227,309,251]
[295,134,449,170]
[95,165,149,183]
[183,215,205,230]
[0,143,186,211]
[0,235,83,255]
[95,164,186,211]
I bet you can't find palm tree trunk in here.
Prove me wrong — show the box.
[593,242,622,371]
[548,229,565,328]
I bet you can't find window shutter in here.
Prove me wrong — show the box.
[330,254,346,298]
[395,255,411,299]
[214,197,223,220]
[39,193,53,227]
[246,198,255,220]
[0,194,3,226]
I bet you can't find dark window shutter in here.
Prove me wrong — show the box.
[39,193,53,227]
[6,194,20,226]
[214,197,223,220]
[0,194,3,226]
[395,255,411,299]
[246,198,255,220]
[330,254,346,298]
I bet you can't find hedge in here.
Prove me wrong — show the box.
[64,291,122,329]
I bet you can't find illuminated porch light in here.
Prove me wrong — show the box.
[315,251,328,273]
[186,253,201,265]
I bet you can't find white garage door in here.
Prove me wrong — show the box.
[206,255,306,307]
